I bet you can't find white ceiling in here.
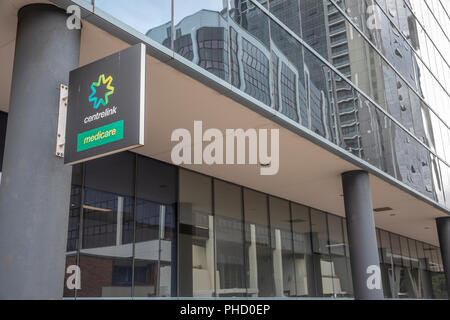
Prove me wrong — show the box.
[1,2,447,246]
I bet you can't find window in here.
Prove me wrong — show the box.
[134,156,177,297]
[178,169,213,297]
[78,152,135,298]
[327,215,352,297]
[214,180,245,297]
[243,188,274,297]
[291,203,313,296]
[269,197,295,297]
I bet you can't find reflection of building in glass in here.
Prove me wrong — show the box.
[148,9,328,126]
[148,1,435,201]
[323,0,434,200]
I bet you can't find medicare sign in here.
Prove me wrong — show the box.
[65,44,145,165]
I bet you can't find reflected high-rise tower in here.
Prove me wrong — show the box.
[148,0,435,200]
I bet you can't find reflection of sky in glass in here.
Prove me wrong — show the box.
[95,0,226,33]
[95,0,172,33]
[173,0,225,24]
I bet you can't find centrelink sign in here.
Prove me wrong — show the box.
[65,44,145,165]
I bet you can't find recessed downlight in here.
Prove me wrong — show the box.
[374,207,393,213]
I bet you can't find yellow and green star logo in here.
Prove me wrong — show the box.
[89,74,115,109]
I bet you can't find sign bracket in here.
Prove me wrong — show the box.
[56,84,68,158]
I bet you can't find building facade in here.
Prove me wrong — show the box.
[0,0,450,299]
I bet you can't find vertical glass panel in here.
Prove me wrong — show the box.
[291,203,312,297]
[310,209,329,255]
[173,0,229,81]
[269,17,304,122]
[327,215,352,297]
[95,0,173,49]
[415,240,434,298]
[406,238,421,299]
[213,179,246,297]
[373,107,398,179]
[376,229,383,263]
[327,215,344,256]
[441,160,450,209]
[431,155,446,205]
[310,209,331,297]
[408,238,419,269]
[390,233,404,298]
[379,229,393,298]
[423,243,434,271]
[395,76,415,132]
[301,0,335,61]
[243,188,274,297]
[64,164,83,298]
[78,152,135,298]
[390,233,402,266]
[269,0,301,36]
[341,220,353,297]
[178,169,214,297]
[354,92,383,168]
[416,241,425,263]
[269,197,295,297]
[229,1,272,105]
[67,165,83,253]
[303,50,333,138]
[428,246,441,273]
[133,157,177,297]
[436,249,444,273]
[430,248,448,299]
[400,236,411,268]
[398,236,419,298]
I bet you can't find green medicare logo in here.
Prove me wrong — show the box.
[89,74,115,109]
[77,120,124,152]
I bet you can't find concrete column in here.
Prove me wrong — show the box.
[436,217,450,297]
[0,4,80,299]
[341,171,384,300]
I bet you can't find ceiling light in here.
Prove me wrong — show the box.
[374,207,393,212]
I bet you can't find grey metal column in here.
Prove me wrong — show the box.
[342,171,384,300]
[436,217,450,297]
[0,4,80,299]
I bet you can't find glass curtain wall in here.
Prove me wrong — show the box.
[178,169,214,297]
[86,0,450,211]
[77,152,135,298]
[214,180,246,297]
[375,228,447,299]
[269,197,296,297]
[133,156,177,297]
[64,153,177,298]
[64,154,447,299]
[243,189,274,297]
[324,0,450,208]
[290,203,313,296]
